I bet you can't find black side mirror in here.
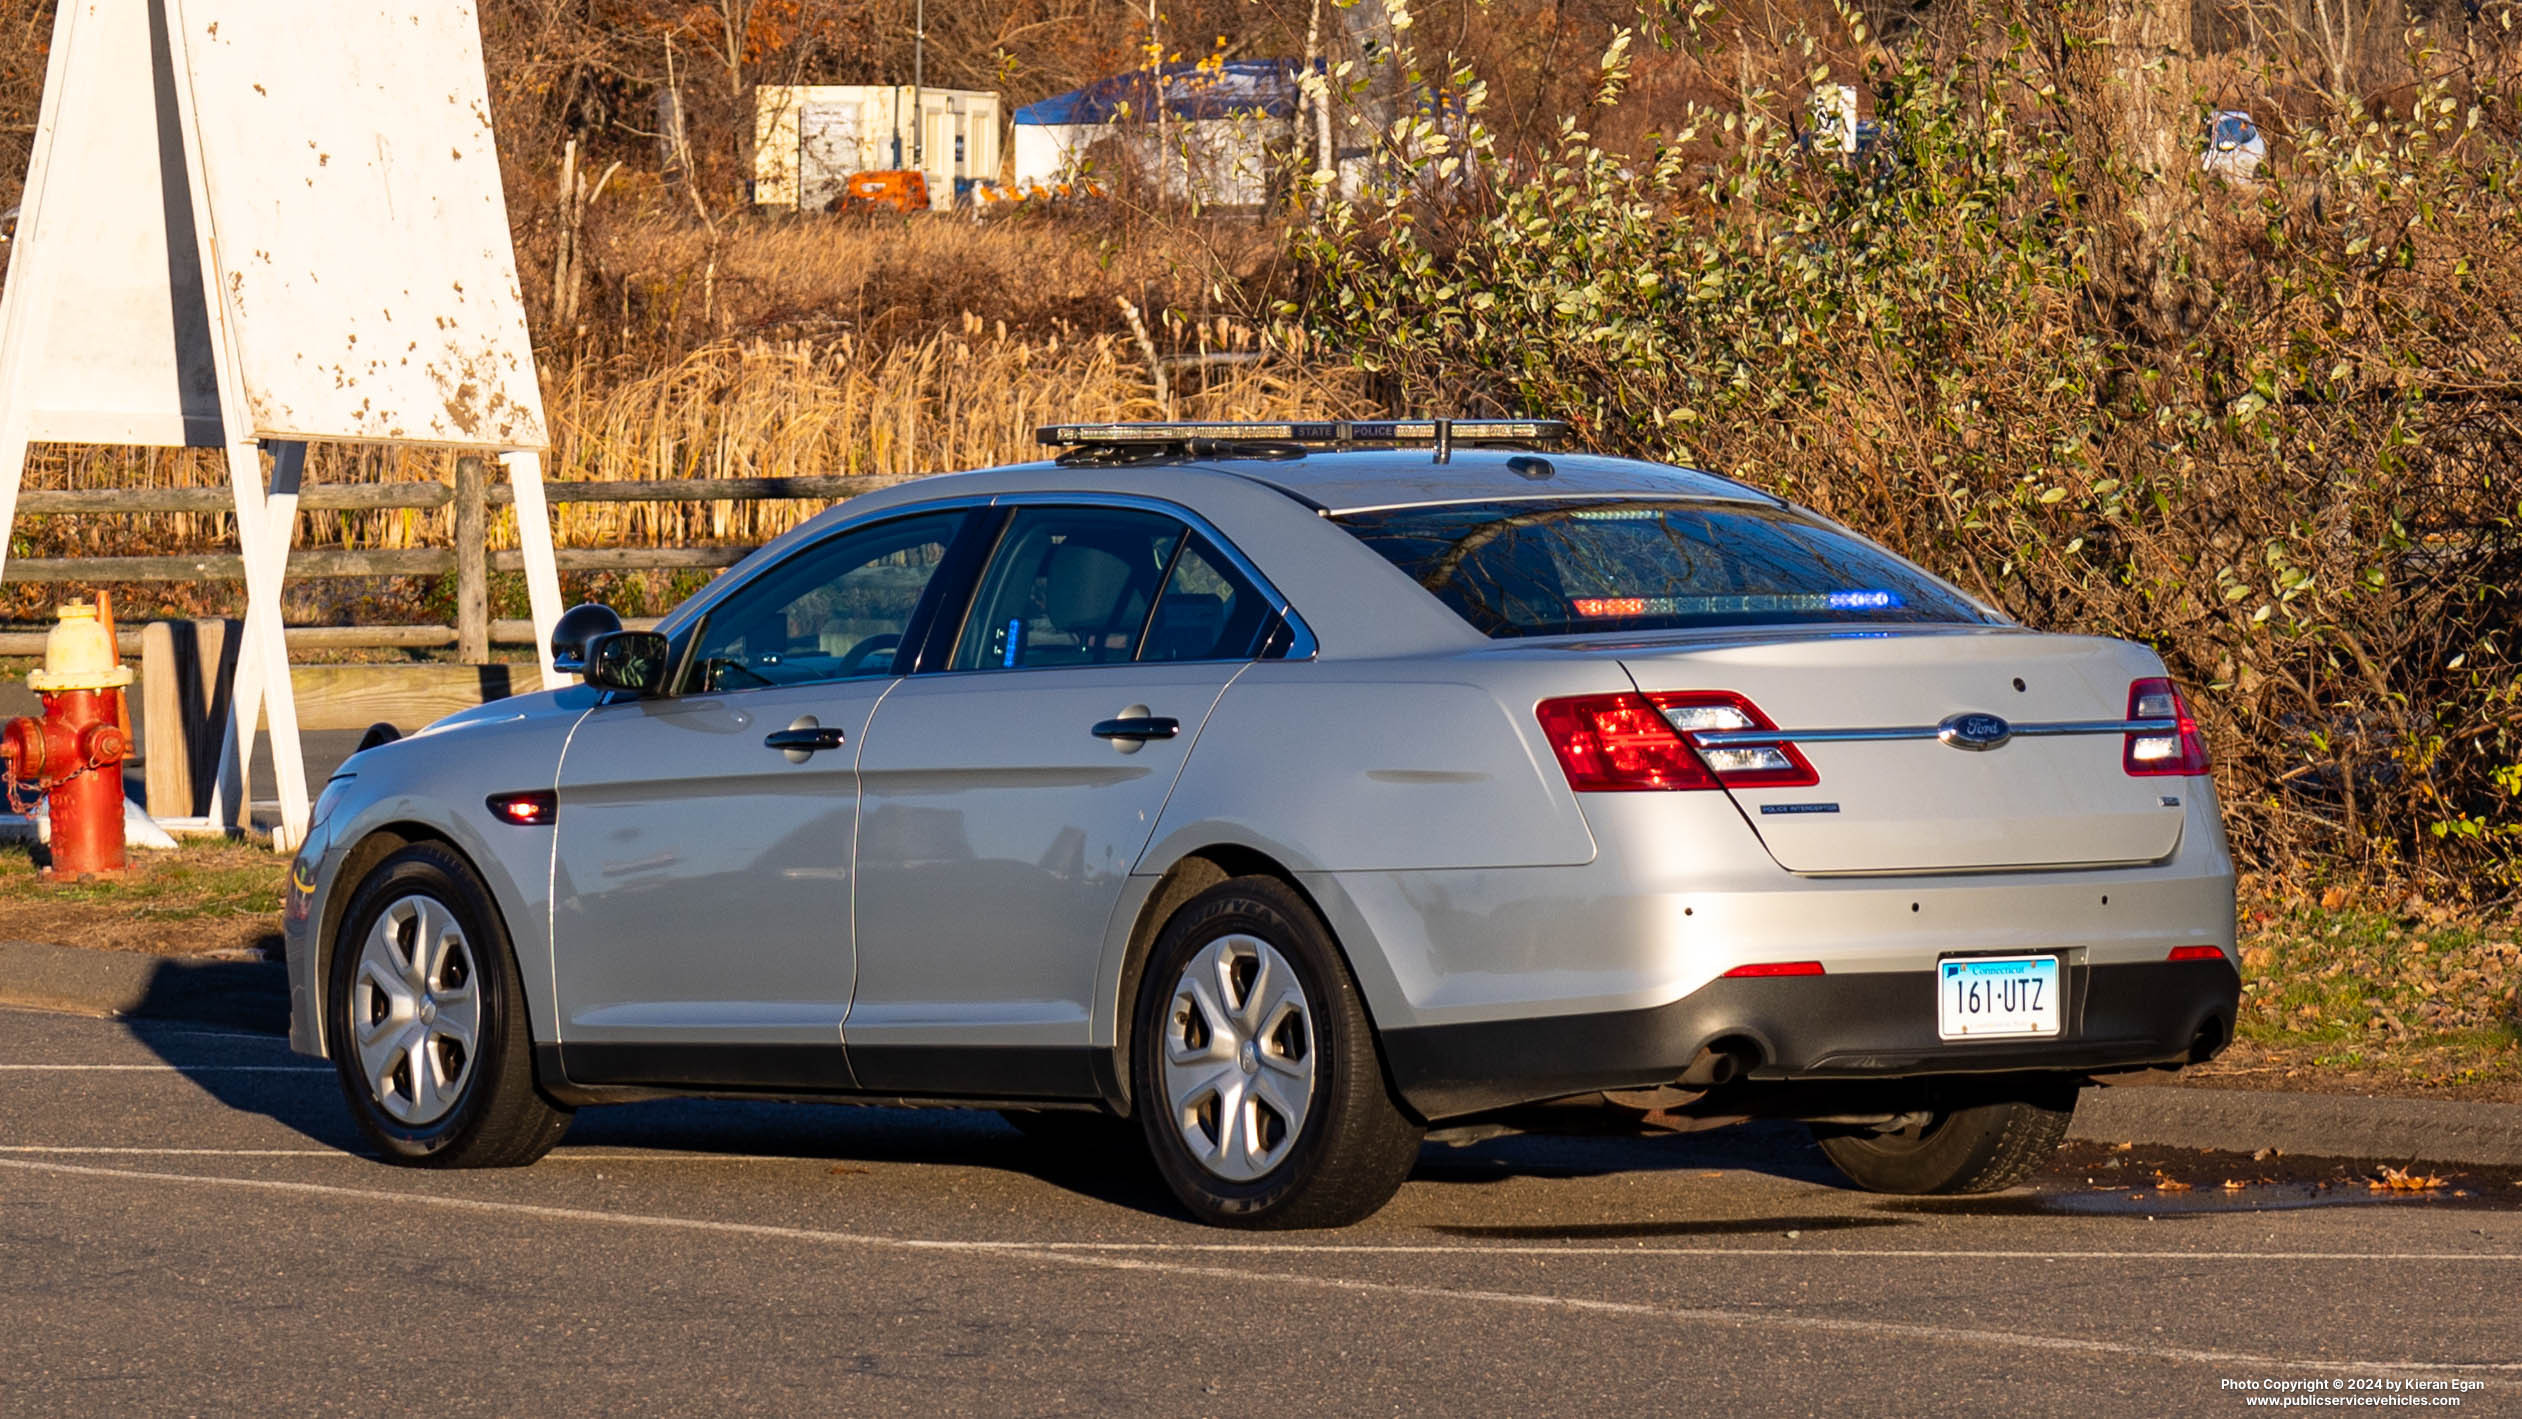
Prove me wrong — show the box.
[582,630,674,696]
[549,603,625,674]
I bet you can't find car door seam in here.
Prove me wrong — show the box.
[544,701,597,1047]
[1128,658,1257,876]
[838,673,910,1056]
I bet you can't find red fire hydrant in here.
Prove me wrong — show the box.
[3,601,134,880]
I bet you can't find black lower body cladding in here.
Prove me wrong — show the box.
[1379,958,2242,1120]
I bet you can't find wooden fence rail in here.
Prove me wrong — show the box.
[2,468,921,660]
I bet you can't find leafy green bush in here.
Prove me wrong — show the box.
[1289,2,2522,891]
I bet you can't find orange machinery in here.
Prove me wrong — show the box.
[837,170,931,214]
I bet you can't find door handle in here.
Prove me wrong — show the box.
[1090,715,1179,742]
[765,717,846,762]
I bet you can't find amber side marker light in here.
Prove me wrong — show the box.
[486,790,558,826]
[1721,961,1826,978]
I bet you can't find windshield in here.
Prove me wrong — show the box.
[1333,499,2002,639]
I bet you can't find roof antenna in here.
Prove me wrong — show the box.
[1432,417,1452,464]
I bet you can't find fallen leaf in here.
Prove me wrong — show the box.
[2368,1165,2446,1192]
[828,1164,870,1177]
[2251,1147,2282,1161]
[2220,1179,2247,1191]
[2110,1141,2135,1152]
[2154,1172,2194,1193]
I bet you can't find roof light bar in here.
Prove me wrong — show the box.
[1035,419,1570,448]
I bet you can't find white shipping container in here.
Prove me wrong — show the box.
[753,85,1003,210]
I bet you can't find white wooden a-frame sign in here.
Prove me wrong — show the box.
[0,0,567,851]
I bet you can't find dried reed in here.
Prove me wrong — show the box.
[9,331,1363,572]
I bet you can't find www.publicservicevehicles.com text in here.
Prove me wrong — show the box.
[2224,1377,2482,1407]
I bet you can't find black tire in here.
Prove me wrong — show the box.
[1131,876,1422,1228]
[326,842,571,1167]
[1814,1078,2079,1195]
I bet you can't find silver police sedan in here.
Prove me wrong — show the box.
[284,420,2238,1228]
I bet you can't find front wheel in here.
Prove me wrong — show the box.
[1132,876,1422,1229]
[1814,1078,2078,1195]
[326,843,572,1167]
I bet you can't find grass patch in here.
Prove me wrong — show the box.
[2222,891,2522,1095]
[0,838,286,956]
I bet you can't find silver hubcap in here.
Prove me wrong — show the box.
[1162,934,1315,1182]
[350,894,480,1126]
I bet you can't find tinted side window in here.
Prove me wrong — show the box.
[951,508,1185,671]
[681,511,964,691]
[1141,535,1272,662]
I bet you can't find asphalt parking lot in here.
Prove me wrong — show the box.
[3,1005,2517,1417]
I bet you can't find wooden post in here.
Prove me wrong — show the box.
[454,454,489,663]
[140,621,189,821]
[140,618,235,822]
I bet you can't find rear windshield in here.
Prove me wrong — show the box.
[1333,499,2001,639]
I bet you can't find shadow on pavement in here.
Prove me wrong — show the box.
[1415,1119,1850,1190]
[126,956,289,1036]
[560,1097,1193,1215]
[122,1010,370,1153]
[116,988,1887,1225]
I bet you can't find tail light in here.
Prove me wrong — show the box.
[1651,692,1818,788]
[2167,945,2227,962]
[1535,691,1815,792]
[2124,678,2211,776]
[1535,694,1718,791]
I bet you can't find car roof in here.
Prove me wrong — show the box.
[1182,448,1778,514]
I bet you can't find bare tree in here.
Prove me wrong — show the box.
[2237,0,2406,108]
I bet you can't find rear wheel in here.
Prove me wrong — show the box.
[1131,876,1422,1228]
[1814,1078,2078,1195]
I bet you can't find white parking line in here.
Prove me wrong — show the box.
[2,1155,2515,1380]
[0,1146,338,1156]
[0,1145,803,1162]
[0,1064,329,1072]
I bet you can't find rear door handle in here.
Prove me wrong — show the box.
[1090,715,1180,742]
[765,717,846,762]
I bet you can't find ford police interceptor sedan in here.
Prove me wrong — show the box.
[283,420,2239,1229]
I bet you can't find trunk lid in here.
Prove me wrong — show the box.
[1614,629,2187,874]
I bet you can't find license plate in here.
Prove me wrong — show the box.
[1937,955,2061,1040]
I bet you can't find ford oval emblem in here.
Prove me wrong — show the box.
[1937,711,2014,751]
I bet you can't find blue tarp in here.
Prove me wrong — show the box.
[1012,60,1311,126]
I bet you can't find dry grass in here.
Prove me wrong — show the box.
[578,207,1271,354]
[544,327,1353,545]
[3,330,1363,623]
[0,840,283,958]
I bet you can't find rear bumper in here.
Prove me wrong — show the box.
[1381,957,2241,1120]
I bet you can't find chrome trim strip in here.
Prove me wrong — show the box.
[2017,718,2174,737]
[1692,718,2175,748]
